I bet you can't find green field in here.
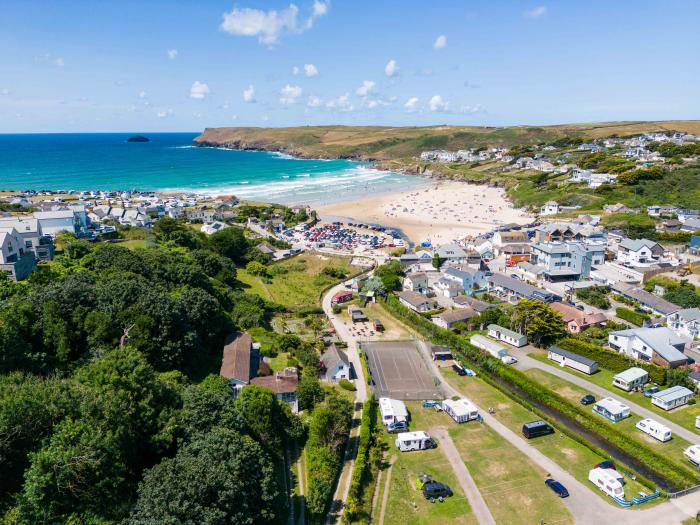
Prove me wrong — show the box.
[236,252,360,307]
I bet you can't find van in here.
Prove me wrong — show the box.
[635,418,672,442]
[588,468,625,499]
[372,319,384,332]
[395,431,436,452]
[522,420,554,439]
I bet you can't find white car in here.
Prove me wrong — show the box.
[501,355,518,365]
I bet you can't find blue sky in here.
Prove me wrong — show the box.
[1,0,699,132]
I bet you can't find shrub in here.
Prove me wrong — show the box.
[616,307,649,327]
[343,396,378,523]
[575,286,611,310]
[339,379,356,391]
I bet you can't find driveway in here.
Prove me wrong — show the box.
[516,351,700,443]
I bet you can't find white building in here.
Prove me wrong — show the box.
[593,397,631,422]
[379,397,408,426]
[201,221,229,235]
[487,324,527,347]
[540,201,561,216]
[616,238,665,265]
[635,418,672,442]
[667,308,700,339]
[651,386,694,411]
[0,227,37,281]
[441,398,479,423]
[608,327,688,368]
[33,210,80,237]
[612,367,648,392]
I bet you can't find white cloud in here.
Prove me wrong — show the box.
[384,59,398,77]
[292,66,300,75]
[138,90,147,99]
[157,109,173,118]
[304,63,319,77]
[53,57,65,67]
[355,80,375,97]
[307,95,323,107]
[193,111,203,118]
[404,97,419,111]
[524,5,547,18]
[433,35,447,49]
[429,95,448,112]
[243,84,256,102]
[189,81,210,99]
[220,2,329,46]
[326,93,353,111]
[280,84,302,104]
[459,103,485,114]
[1,88,10,96]
[167,49,178,59]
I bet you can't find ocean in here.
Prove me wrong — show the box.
[0,133,428,205]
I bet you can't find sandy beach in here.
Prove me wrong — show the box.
[317,180,533,245]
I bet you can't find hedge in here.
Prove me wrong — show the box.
[616,307,649,327]
[382,295,699,491]
[343,396,379,523]
[359,350,371,386]
[557,338,666,385]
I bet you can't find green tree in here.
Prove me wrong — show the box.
[511,299,566,347]
[362,276,387,297]
[666,368,695,390]
[245,261,268,276]
[153,217,184,239]
[209,227,249,264]
[296,374,325,411]
[129,427,283,525]
[432,253,442,269]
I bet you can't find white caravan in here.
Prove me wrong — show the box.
[588,468,625,499]
[441,398,479,423]
[635,418,672,442]
[685,444,700,466]
[395,431,435,452]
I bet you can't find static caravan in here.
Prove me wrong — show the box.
[635,418,672,442]
[593,397,631,422]
[442,398,479,423]
[685,444,700,466]
[547,346,598,375]
[696,415,700,430]
[379,397,409,426]
[652,386,694,411]
[588,468,625,499]
[395,431,435,452]
[470,334,508,359]
[612,367,648,392]
[487,324,528,347]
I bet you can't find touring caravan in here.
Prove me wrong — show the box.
[635,418,672,442]
[379,397,409,426]
[588,468,625,499]
[441,398,479,423]
[685,444,700,466]
[395,431,436,452]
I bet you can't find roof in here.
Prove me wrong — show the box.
[470,334,509,354]
[220,332,254,383]
[250,368,298,394]
[34,210,75,219]
[396,431,430,440]
[613,367,649,383]
[442,398,478,416]
[487,273,542,299]
[652,385,694,403]
[595,397,630,414]
[497,231,529,243]
[549,301,583,322]
[435,243,468,258]
[379,397,408,418]
[398,290,434,308]
[435,308,476,324]
[676,308,700,323]
[320,344,350,374]
[487,324,526,341]
[570,313,608,328]
[548,346,598,368]
[609,327,687,363]
[0,217,40,234]
[611,283,681,316]
[453,295,494,312]
[619,238,662,252]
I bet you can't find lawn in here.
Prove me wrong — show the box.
[236,252,361,307]
[439,368,656,505]
[403,401,572,525]
[528,350,700,436]
[524,368,695,474]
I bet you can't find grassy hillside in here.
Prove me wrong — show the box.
[194,121,700,161]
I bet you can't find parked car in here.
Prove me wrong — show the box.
[594,460,616,470]
[422,481,453,501]
[501,355,518,365]
[580,394,596,406]
[644,386,660,398]
[452,363,467,376]
[545,479,569,498]
[387,421,408,434]
[575,304,585,311]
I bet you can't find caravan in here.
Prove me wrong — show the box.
[588,468,625,499]
[395,431,436,452]
[379,397,409,426]
[635,418,672,442]
[685,445,700,466]
[441,398,479,423]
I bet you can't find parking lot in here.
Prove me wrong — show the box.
[361,340,442,400]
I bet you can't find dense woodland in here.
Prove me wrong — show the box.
[0,219,349,524]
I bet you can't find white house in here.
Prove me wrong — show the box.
[397,291,436,312]
[403,272,429,294]
[616,238,665,265]
[608,327,688,368]
[33,210,80,237]
[319,345,354,382]
[0,227,37,281]
[667,308,700,339]
[201,222,229,235]
[540,201,561,216]
[434,243,469,264]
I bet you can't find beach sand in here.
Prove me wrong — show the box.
[317,180,533,244]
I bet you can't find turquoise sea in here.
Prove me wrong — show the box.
[0,133,428,205]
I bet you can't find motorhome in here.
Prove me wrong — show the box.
[685,444,700,466]
[395,431,436,452]
[522,420,555,439]
[441,398,479,423]
[635,418,672,442]
[379,397,408,426]
[588,468,625,499]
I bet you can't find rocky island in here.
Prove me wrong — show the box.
[127,135,150,143]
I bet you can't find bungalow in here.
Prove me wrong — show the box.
[616,238,665,265]
[609,283,680,318]
[442,267,486,295]
[486,273,558,303]
[667,308,700,339]
[487,324,527,347]
[547,346,598,375]
[397,291,436,313]
[452,295,495,313]
[608,327,688,368]
[651,386,694,411]
[431,308,476,330]
[251,368,299,413]
[549,302,608,334]
[186,209,216,222]
[256,241,277,256]
[319,344,354,382]
[678,209,700,223]
[220,332,261,393]
[403,272,429,294]
[681,218,700,233]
